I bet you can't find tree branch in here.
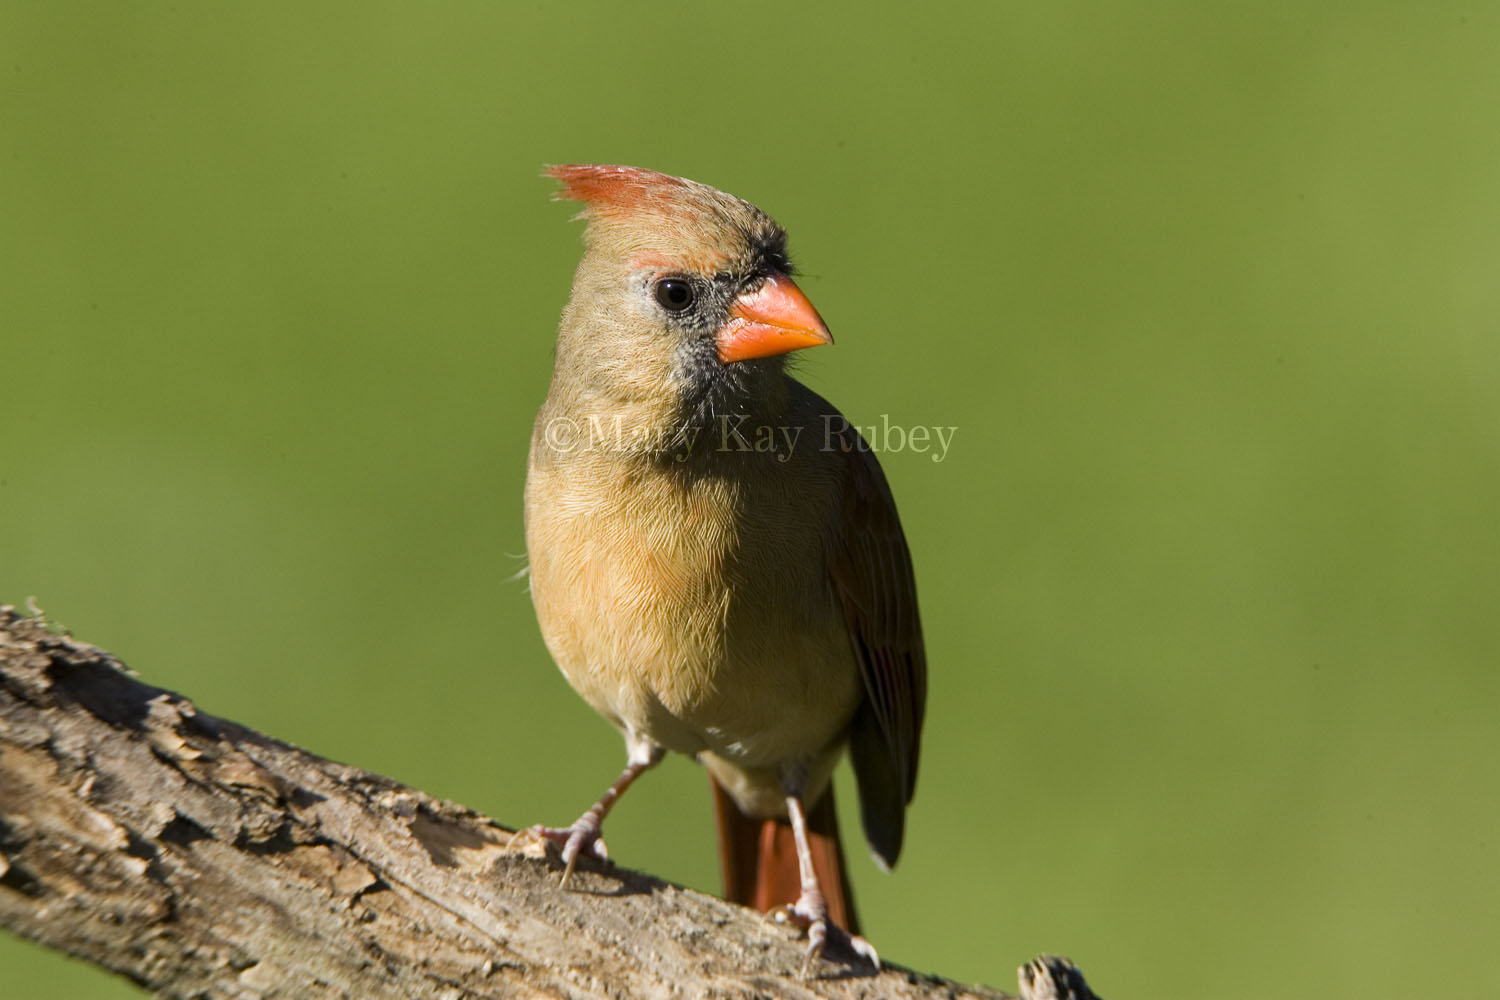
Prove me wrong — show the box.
[0,606,1032,999]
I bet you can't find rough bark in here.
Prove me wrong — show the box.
[0,607,1017,999]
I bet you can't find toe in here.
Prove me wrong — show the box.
[800,931,826,980]
[849,934,880,970]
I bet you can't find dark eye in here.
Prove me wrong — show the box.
[654,278,695,313]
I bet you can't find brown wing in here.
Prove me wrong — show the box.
[826,419,927,868]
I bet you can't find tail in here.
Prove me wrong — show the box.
[710,777,860,933]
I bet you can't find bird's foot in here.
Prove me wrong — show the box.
[522,817,608,886]
[770,895,880,977]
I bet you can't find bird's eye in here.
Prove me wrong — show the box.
[654,278,695,313]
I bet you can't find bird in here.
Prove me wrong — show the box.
[523,164,926,973]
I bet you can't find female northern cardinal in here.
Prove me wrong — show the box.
[524,164,926,972]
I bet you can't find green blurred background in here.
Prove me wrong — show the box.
[3,2,1498,996]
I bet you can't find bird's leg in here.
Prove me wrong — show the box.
[529,740,664,886]
[777,792,880,976]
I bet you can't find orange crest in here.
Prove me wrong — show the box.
[545,164,699,219]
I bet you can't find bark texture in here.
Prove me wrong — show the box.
[0,607,1013,999]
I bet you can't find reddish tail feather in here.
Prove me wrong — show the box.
[710,777,860,934]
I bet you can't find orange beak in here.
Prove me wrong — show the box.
[716,274,833,363]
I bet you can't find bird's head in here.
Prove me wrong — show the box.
[545,164,831,427]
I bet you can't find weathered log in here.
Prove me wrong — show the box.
[0,607,1023,999]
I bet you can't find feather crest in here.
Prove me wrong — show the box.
[545,164,699,219]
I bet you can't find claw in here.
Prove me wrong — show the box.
[775,894,880,977]
[847,934,880,969]
[525,747,664,886]
[525,820,608,887]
